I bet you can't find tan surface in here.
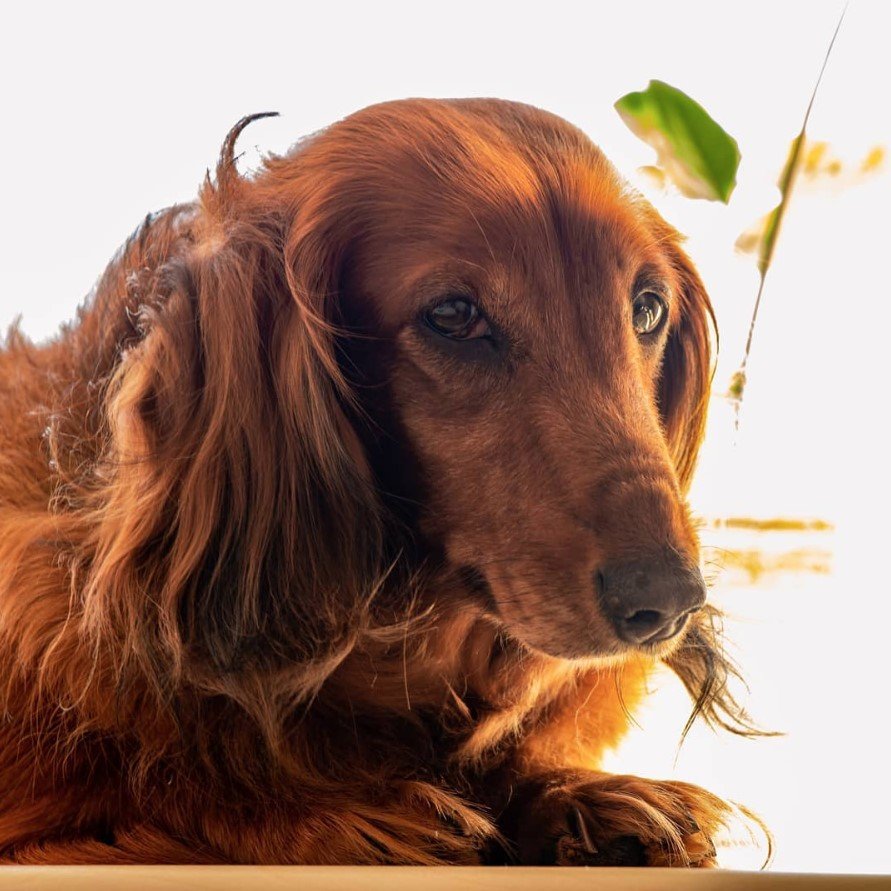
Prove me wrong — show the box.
[0,868,888,890]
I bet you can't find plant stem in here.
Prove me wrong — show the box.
[732,3,848,428]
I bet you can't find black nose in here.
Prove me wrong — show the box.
[598,558,707,645]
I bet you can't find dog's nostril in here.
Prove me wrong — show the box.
[624,609,664,636]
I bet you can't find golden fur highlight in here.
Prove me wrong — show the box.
[0,99,762,866]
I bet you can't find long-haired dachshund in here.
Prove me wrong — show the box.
[0,98,758,865]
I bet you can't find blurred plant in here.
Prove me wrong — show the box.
[726,8,848,424]
[615,7,854,428]
[615,79,740,202]
[736,139,885,255]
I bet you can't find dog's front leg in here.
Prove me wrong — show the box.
[481,766,727,866]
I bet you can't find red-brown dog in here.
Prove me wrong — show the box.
[0,98,756,865]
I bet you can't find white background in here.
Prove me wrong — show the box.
[2,0,889,874]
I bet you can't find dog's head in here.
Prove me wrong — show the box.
[324,99,715,661]
[92,99,715,685]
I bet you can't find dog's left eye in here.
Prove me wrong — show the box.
[424,298,491,340]
[632,291,666,336]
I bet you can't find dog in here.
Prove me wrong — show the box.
[0,98,758,865]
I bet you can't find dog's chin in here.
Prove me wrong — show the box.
[458,565,692,664]
[498,619,628,665]
[500,614,693,665]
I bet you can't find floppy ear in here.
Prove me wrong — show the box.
[651,228,772,738]
[656,235,717,494]
[83,117,384,693]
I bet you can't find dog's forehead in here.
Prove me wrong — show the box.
[330,100,674,329]
[356,155,666,329]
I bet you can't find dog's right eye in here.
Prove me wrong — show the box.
[632,291,667,337]
[424,298,491,340]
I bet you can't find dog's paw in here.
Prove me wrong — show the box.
[507,771,728,867]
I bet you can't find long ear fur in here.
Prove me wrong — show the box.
[649,223,773,738]
[82,117,385,702]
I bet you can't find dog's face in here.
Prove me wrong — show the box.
[83,100,716,684]
[318,100,714,662]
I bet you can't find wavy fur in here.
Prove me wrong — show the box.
[0,98,759,865]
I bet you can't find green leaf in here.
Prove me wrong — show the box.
[615,80,740,203]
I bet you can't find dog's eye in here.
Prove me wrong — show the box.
[632,291,666,336]
[424,298,491,339]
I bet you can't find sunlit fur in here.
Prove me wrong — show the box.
[0,99,760,865]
